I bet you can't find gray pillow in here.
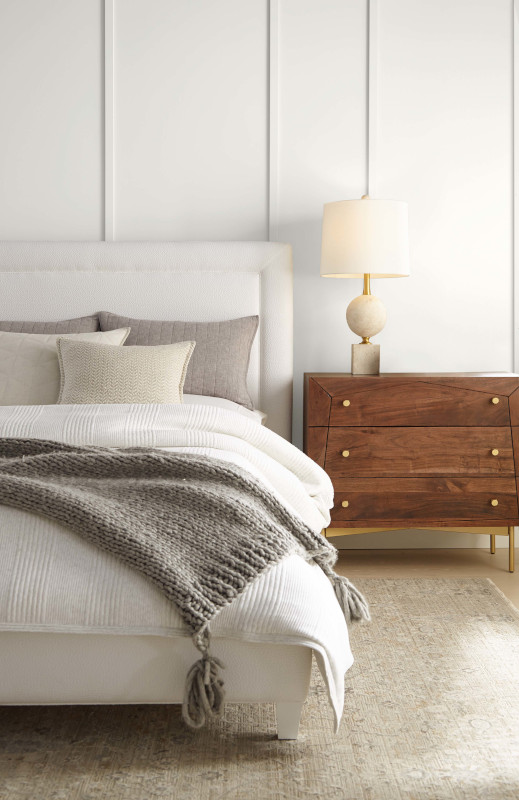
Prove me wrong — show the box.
[99,312,258,409]
[0,315,99,334]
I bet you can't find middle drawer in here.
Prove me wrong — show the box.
[325,427,515,477]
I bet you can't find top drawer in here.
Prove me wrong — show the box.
[328,380,511,427]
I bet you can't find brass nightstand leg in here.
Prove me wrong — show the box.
[509,526,515,573]
[490,534,496,554]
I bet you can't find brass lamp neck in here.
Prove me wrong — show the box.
[363,273,371,296]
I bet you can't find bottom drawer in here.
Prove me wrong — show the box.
[330,477,519,525]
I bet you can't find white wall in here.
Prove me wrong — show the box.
[114,0,268,240]
[0,0,104,239]
[375,0,513,377]
[0,0,514,547]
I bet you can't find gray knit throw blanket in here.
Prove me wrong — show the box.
[0,438,369,728]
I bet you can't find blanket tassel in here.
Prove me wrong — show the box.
[313,555,370,623]
[333,575,371,623]
[182,629,225,729]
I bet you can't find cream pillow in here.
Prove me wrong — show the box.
[0,328,130,406]
[57,339,196,405]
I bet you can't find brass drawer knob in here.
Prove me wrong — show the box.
[491,397,500,405]
[342,400,351,407]
[491,499,499,507]
[341,500,349,508]
[491,449,499,456]
[342,450,350,458]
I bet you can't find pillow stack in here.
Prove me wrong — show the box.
[99,312,258,410]
[0,312,259,409]
[0,328,130,406]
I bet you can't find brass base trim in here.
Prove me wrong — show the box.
[326,526,510,536]
[324,525,515,573]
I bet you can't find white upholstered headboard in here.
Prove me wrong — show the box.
[0,241,293,440]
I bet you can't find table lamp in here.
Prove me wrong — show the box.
[320,195,410,374]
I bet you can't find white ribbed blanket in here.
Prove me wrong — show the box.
[0,403,353,726]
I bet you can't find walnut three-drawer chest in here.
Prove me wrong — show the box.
[304,373,519,572]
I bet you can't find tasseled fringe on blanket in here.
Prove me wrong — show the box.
[182,627,225,729]
[181,560,369,729]
[313,556,371,623]
[332,574,371,622]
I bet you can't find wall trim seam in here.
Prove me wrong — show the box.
[104,0,114,242]
[268,0,280,242]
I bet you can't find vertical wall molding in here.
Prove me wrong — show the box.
[514,0,518,370]
[367,0,378,197]
[268,0,280,241]
[104,0,114,241]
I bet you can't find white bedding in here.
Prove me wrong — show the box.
[182,394,267,423]
[0,403,353,727]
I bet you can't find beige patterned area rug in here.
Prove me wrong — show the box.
[1,577,519,800]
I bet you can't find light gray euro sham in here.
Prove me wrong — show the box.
[0,315,99,334]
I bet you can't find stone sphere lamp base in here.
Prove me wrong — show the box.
[347,273,386,374]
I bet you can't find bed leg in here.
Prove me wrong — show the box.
[509,526,515,573]
[276,701,304,740]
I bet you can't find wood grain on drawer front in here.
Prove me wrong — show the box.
[329,477,519,524]
[305,377,332,427]
[325,427,514,477]
[328,382,510,427]
[305,427,328,468]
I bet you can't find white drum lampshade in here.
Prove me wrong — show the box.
[320,196,410,374]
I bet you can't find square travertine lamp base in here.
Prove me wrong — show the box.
[351,343,380,375]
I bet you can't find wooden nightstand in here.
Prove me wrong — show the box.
[304,373,519,572]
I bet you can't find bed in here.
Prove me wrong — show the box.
[0,241,357,739]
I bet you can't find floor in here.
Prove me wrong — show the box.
[335,547,519,606]
[5,576,519,800]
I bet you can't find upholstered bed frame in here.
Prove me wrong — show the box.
[0,241,310,739]
[0,240,293,438]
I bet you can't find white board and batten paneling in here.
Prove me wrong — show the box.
[114,0,268,241]
[0,0,515,547]
[375,0,513,377]
[0,0,104,239]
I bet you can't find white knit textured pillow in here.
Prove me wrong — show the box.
[0,328,130,406]
[57,339,196,405]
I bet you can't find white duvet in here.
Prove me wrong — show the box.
[0,402,354,726]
